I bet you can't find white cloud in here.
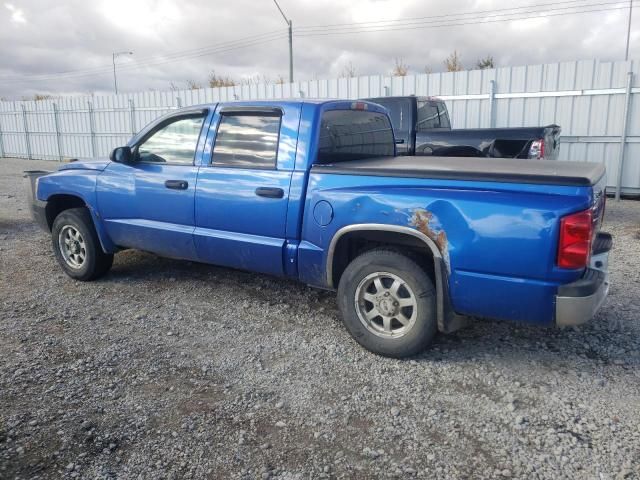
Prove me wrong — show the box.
[5,3,26,23]
[0,0,636,98]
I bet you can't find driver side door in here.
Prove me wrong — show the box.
[97,111,207,260]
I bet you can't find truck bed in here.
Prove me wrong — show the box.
[311,156,604,187]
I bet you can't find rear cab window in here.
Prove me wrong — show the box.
[416,101,450,131]
[316,108,395,164]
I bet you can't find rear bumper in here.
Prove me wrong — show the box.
[555,232,612,327]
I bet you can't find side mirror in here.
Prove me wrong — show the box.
[110,146,133,164]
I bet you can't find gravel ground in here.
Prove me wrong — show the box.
[1,157,639,480]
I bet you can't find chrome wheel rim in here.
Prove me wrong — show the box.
[354,271,418,338]
[58,225,86,269]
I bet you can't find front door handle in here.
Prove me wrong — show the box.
[255,187,284,199]
[165,180,188,190]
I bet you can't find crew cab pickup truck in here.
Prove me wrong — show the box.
[27,99,611,358]
[365,95,561,159]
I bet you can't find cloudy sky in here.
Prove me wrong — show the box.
[0,0,638,99]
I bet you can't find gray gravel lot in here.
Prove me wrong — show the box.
[1,157,639,480]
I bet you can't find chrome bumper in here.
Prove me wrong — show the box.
[555,232,612,327]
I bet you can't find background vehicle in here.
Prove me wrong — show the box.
[27,99,610,357]
[365,95,561,159]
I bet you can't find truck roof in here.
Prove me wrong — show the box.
[178,99,389,111]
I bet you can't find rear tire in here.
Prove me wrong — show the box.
[337,248,437,358]
[51,208,113,281]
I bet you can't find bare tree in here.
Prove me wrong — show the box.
[168,82,179,91]
[33,94,53,101]
[392,57,409,76]
[207,71,236,88]
[475,55,495,70]
[340,61,357,78]
[274,74,286,85]
[444,51,463,72]
[424,66,434,74]
[186,79,201,90]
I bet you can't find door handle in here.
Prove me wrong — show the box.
[165,180,188,190]
[255,187,284,199]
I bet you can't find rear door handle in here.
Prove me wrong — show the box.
[255,187,284,199]
[165,180,188,190]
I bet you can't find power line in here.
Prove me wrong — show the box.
[295,0,620,30]
[294,2,638,37]
[0,29,288,83]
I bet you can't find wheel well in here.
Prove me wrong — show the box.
[330,230,438,288]
[45,194,87,230]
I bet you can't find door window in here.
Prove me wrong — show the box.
[137,115,205,164]
[212,113,281,169]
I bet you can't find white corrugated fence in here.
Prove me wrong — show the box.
[1,59,639,195]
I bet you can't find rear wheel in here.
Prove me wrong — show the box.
[51,208,113,281]
[337,248,437,358]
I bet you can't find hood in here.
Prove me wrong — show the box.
[58,158,111,172]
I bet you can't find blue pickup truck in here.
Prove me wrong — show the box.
[27,99,612,357]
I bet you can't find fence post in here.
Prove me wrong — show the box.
[87,101,97,158]
[129,98,136,135]
[21,104,32,160]
[176,96,182,108]
[615,71,633,201]
[0,112,5,158]
[52,103,63,162]
[488,80,497,128]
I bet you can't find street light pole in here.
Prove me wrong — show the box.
[112,51,133,95]
[273,0,293,83]
[625,0,633,61]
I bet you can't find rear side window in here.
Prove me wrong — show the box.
[416,101,450,130]
[317,110,395,164]
[212,113,281,169]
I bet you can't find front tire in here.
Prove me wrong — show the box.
[337,248,437,358]
[51,208,113,281]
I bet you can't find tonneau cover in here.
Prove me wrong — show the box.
[311,156,605,187]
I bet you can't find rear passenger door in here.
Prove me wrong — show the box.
[193,105,296,276]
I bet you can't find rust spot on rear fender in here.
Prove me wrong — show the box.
[410,209,450,272]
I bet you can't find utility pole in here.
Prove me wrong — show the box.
[625,0,633,60]
[112,51,133,95]
[273,0,293,83]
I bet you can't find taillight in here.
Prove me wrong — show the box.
[528,139,545,159]
[557,209,593,269]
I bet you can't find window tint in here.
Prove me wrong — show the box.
[212,114,280,169]
[416,101,450,130]
[138,115,205,164]
[317,110,395,164]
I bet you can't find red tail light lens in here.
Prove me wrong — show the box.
[528,139,545,159]
[557,209,593,269]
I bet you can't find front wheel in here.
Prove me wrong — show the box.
[337,248,437,358]
[51,208,113,281]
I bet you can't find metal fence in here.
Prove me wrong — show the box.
[1,58,639,195]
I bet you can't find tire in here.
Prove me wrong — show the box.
[337,248,437,358]
[51,207,114,281]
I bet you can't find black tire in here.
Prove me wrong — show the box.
[51,207,113,281]
[337,248,437,358]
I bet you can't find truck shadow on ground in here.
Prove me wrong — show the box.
[103,250,638,371]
